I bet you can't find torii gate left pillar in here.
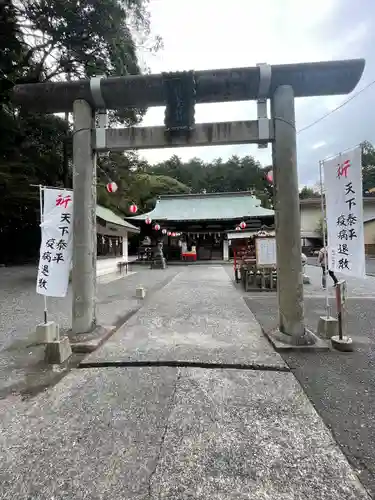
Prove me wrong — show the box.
[71,99,97,334]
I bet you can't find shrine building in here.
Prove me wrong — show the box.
[127,191,275,261]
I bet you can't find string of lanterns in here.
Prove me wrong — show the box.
[235,221,247,231]
[103,176,140,216]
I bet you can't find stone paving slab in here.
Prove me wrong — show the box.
[0,367,370,499]
[151,368,370,499]
[0,367,178,500]
[83,266,285,369]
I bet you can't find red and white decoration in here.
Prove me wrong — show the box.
[266,170,273,184]
[162,229,167,235]
[106,181,118,193]
[154,224,160,231]
[145,217,152,225]
[171,232,176,237]
[167,231,172,236]
[235,226,241,231]
[129,203,138,214]
[239,221,246,229]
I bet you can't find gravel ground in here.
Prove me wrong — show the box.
[307,255,375,276]
[242,265,375,498]
[0,265,180,351]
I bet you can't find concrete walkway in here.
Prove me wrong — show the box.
[82,266,284,368]
[0,266,371,499]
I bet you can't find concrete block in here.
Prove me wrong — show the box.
[317,316,338,339]
[303,274,311,284]
[136,286,146,299]
[44,336,72,364]
[35,321,59,344]
[331,335,354,352]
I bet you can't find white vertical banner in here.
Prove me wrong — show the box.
[324,146,365,278]
[36,188,74,297]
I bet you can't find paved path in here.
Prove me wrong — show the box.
[83,266,284,368]
[244,265,375,497]
[0,266,371,499]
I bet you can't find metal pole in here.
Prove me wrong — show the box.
[72,99,97,334]
[39,185,48,324]
[335,284,343,340]
[271,85,305,339]
[319,160,330,317]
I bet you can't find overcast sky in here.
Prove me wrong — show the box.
[137,0,375,186]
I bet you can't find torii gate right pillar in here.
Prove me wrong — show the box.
[271,85,305,341]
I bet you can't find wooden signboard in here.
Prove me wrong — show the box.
[255,237,277,267]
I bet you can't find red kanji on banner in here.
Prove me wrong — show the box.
[337,159,351,179]
[56,193,72,208]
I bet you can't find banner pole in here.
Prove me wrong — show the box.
[39,185,48,324]
[319,160,330,318]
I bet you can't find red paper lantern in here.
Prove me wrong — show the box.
[145,217,152,225]
[129,203,138,214]
[162,229,167,235]
[154,224,160,231]
[240,221,246,229]
[266,170,273,183]
[106,181,118,193]
[171,232,176,237]
[235,226,241,231]
[167,231,171,236]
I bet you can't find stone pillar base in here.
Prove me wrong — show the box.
[44,336,72,364]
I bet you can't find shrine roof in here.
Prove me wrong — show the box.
[97,205,140,233]
[128,191,274,222]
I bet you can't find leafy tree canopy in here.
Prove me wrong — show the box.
[0,0,159,263]
[299,186,320,199]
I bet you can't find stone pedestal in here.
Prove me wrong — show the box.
[136,286,146,299]
[303,274,311,284]
[44,336,72,364]
[317,316,338,339]
[36,321,59,344]
[331,335,354,352]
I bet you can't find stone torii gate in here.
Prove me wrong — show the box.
[12,58,365,345]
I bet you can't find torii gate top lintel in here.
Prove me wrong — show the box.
[12,58,365,113]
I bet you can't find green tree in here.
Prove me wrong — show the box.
[299,186,320,199]
[97,151,190,215]
[0,0,159,264]
[147,154,273,207]
[361,141,375,193]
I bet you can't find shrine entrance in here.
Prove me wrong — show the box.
[13,58,365,344]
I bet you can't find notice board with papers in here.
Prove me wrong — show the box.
[255,237,277,267]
